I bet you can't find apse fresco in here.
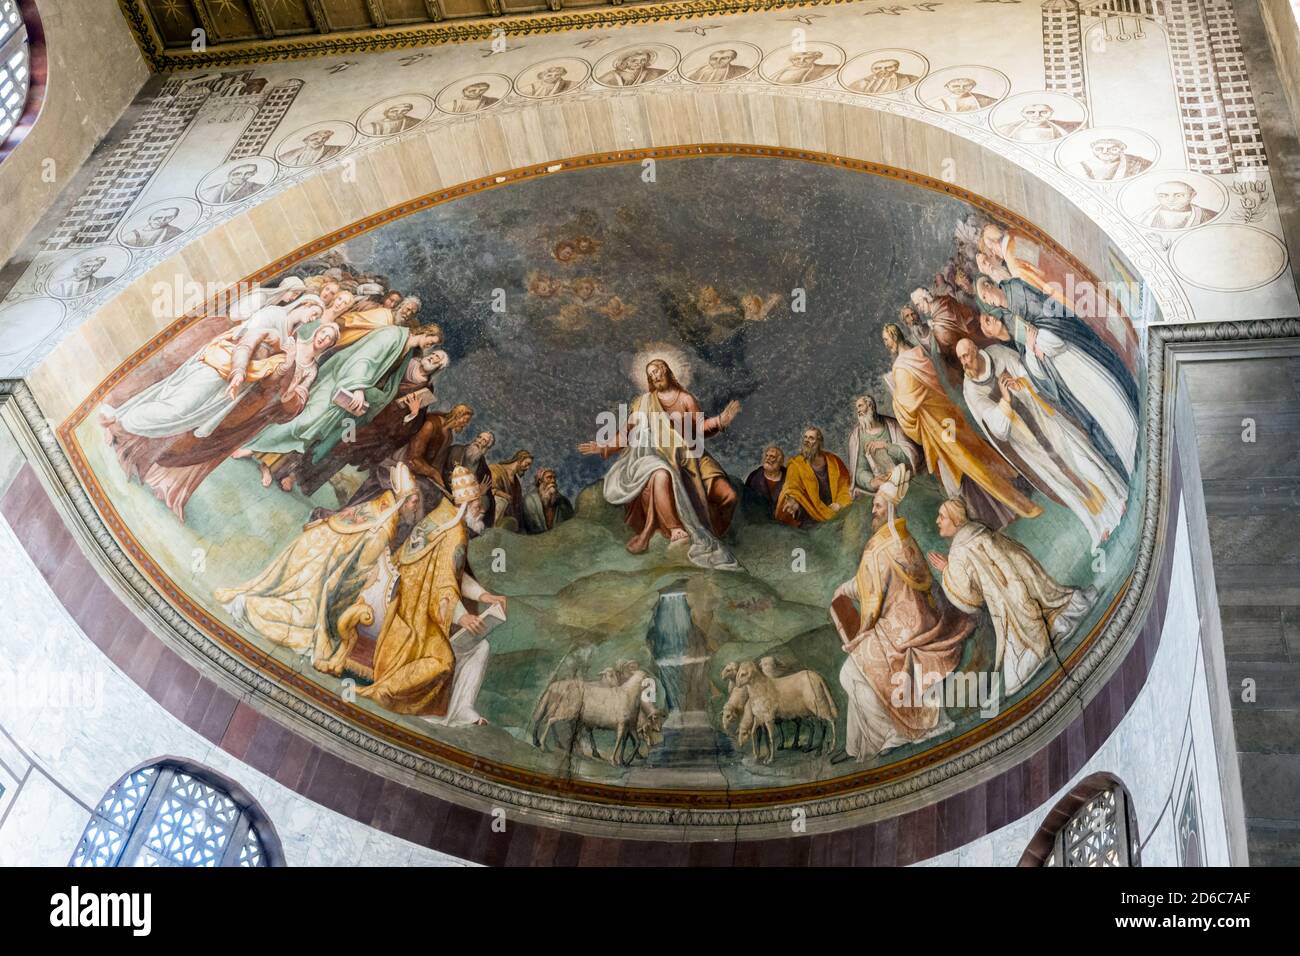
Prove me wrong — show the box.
[66,155,1147,801]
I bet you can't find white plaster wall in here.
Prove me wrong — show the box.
[0,513,473,867]
[920,495,1232,866]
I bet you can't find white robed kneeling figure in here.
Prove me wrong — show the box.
[927,497,1095,703]
[830,466,975,761]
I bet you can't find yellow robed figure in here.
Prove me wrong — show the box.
[777,452,851,524]
[358,467,483,716]
[885,329,1040,520]
[334,303,396,348]
[215,470,417,668]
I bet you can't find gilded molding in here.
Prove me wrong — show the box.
[117,0,851,72]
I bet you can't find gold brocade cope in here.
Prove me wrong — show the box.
[852,519,933,624]
[357,499,467,716]
[213,491,403,666]
[847,518,973,739]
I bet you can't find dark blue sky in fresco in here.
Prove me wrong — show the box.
[319,155,978,495]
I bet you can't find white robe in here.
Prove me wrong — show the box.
[963,346,1127,546]
[940,521,1095,698]
[424,574,493,728]
[101,303,299,439]
[599,392,739,570]
[1025,328,1138,476]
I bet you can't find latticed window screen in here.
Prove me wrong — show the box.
[71,763,270,868]
[1045,786,1136,868]
[0,0,28,147]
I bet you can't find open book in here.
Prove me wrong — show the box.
[449,601,506,654]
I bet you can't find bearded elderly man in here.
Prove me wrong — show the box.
[358,466,507,721]
[848,58,919,95]
[744,445,787,520]
[846,394,919,501]
[488,449,534,530]
[776,426,852,527]
[927,497,1095,700]
[831,467,974,761]
[522,467,574,533]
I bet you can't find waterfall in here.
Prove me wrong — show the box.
[649,591,710,713]
[640,588,733,770]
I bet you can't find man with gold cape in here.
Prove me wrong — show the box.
[882,323,1041,529]
[357,466,507,719]
[215,464,421,674]
[831,466,974,761]
[776,426,852,527]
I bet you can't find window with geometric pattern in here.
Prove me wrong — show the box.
[1043,785,1135,868]
[70,760,280,868]
[1178,779,1203,867]
[0,0,29,148]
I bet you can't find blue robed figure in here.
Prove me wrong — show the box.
[976,276,1139,483]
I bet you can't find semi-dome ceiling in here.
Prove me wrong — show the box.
[58,150,1147,826]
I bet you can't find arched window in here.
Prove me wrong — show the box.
[0,0,29,147]
[1019,772,1141,867]
[70,759,282,868]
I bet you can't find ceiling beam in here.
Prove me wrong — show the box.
[120,0,846,71]
[303,0,332,33]
[363,0,388,28]
[246,0,277,39]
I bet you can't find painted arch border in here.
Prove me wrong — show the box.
[36,143,1160,834]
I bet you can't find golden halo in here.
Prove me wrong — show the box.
[628,341,692,387]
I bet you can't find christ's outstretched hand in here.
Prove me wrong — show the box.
[719,399,742,428]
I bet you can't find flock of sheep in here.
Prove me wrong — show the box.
[531,660,666,766]
[719,657,837,764]
[530,655,838,767]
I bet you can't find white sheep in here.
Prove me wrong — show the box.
[734,660,838,764]
[532,660,658,766]
[720,659,820,756]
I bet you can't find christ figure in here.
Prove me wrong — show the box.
[578,358,741,569]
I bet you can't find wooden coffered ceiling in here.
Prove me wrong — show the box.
[118,0,839,70]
